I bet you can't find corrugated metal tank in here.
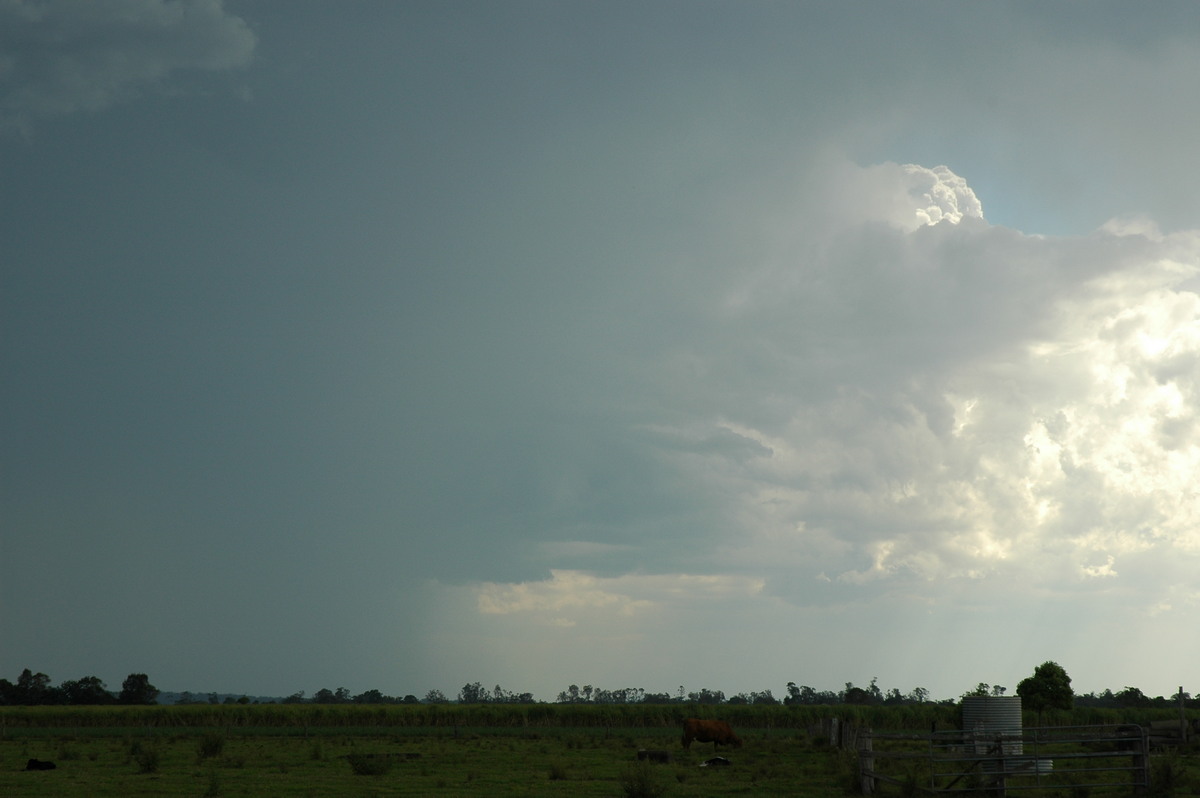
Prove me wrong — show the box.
[961,696,1023,756]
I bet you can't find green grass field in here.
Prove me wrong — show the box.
[0,725,853,797]
[5,704,1199,796]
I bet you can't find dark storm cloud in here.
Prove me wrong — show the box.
[6,2,1200,702]
[0,0,254,131]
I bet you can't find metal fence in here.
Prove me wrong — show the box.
[857,724,1150,795]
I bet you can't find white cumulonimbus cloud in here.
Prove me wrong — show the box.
[905,163,984,227]
[446,163,1200,682]
[0,0,255,131]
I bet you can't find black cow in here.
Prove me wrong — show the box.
[637,749,672,763]
[25,759,57,770]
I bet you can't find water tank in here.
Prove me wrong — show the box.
[961,696,1023,756]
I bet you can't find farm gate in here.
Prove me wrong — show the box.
[857,724,1150,795]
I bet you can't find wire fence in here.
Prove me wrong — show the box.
[857,724,1151,796]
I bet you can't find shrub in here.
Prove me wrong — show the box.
[197,732,225,759]
[1151,751,1185,796]
[345,753,393,775]
[618,760,669,798]
[134,747,160,773]
[203,768,222,797]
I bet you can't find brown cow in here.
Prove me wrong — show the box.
[681,718,742,750]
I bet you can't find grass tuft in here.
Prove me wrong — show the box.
[345,753,393,776]
[197,731,225,759]
[203,768,222,797]
[618,760,670,798]
[134,746,160,774]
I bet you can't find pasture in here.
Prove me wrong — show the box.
[0,722,851,797]
[4,703,1199,796]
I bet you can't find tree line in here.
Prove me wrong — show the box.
[4,661,1193,710]
[0,668,158,705]
[280,687,425,705]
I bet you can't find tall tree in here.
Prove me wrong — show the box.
[61,676,113,705]
[458,682,488,703]
[843,686,872,705]
[354,689,387,704]
[119,673,159,705]
[750,690,779,706]
[1115,686,1151,708]
[687,688,725,704]
[1016,661,1073,720]
[785,683,823,705]
[15,669,52,704]
[907,687,930,704]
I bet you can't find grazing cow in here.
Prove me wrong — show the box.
[681,718,742,750]
[25,759,57,770]
[637,749,672,763]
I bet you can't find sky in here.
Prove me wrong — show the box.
[4,1,1200,703]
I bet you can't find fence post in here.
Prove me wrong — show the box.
[858,727,875,795]
[1133,725,1150,796]
[1180,686,1187,744]
[993,733,1007,798]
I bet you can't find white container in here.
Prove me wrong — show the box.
[961,696,1023,756]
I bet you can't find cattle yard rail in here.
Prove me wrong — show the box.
[857,724,1150,796]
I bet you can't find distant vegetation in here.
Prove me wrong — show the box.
[3,662,1196,711]
[0,669,157,706]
